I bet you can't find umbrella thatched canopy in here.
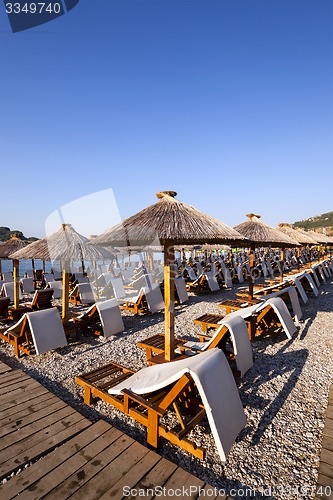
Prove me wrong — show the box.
[277,223,314,245]
[92,191,247,247]
[11,224,112,262]
[292,227,319,244]
[234,214,297,247]
[234,214,298,298]
[0,235,29,259]
[277,223,315,245]
[0,235,30,307]
[10,224,112,319]
[90,190,248,360]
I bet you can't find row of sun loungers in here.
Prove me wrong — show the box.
[0,257,331,464]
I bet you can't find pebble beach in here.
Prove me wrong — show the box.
[0,277,332,500]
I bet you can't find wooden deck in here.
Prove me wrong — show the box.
[0,360,228,499]
[315,385,333,500]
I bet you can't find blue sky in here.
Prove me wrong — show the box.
[0,0,332,238]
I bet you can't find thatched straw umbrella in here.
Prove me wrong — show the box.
[90,190,248,361]
[10,224,112,320]
[277,223,315,269]
[234,214,298,298]
[0,235,30,308]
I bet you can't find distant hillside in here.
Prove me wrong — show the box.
[0,226,38,242]
[293,211,333,236]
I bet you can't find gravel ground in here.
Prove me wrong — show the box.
[0,276,332,499]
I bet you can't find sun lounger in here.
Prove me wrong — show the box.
[69,283,95,305]
[110,277,126,300]
[75,348,247,463]
[46,280,63,299]
[20,277,35,293]
[2,272,13,282]
[0,307,68,357]
[71,299,124,337]
[174,275,189,303]
[119,284,164,315]
[1,282,22,302]
[138,315,253,377]
[194,297,296,341]
[23,288,54,311]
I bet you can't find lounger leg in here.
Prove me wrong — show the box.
[147,410,159,449]
[83,386,92,406]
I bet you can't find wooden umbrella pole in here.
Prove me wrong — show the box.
[280,248,285,282]
[13,259,20,309]
[248,242,255,300]
[62,261,70,323]
[164,241,175,361]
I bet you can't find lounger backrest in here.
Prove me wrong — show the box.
[174,276,189,303]
[43,273,54,285]
[205,271,220,291]
[32,289,54,309]
[110,277,126,299]
[95,298,124,337]
[144,283,164,313]
[1,282,22,302]
[47,281,63,299]
[2,272,13,282]
[77,283,95,304]
[52,269,62,280]
[26,308,67,354]
[257,297,297,339]
[185,265,197,281]
[20,277,35,293]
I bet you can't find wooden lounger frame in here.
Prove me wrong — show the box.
[75,361,206,459]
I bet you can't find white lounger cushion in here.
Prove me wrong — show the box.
[174,276,189,303]
[8,308,67,354]
[1,282,22,302]
[109,348,247,463]
[95,299,124,337]
[223,297,297,340]
[184,315,253,377]
[74,283,95,304]
[264,285,303,325]
[47,281,63,299]
[205,272,220,291]
[20,277,35,293]
[144,283,164,313]
[110,277,126,299]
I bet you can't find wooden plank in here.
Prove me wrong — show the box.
[34,431,134,499]
[0,420,111,500]
[67,440,151,500]
[321,448,333,467]
[322,435,333,453]
[0,406,76,453]
[0,369,27,384]
[127,457,178,500]
[325,416,333,429]
[318,461,333,480]
[0,361,12,374]
[316,475,333,499]
[0,391,55,421]
[1,384,49,412]
[1,378,44,402]
[323,421,333,438]
[0,412,90,481]
[0,399,67,438]
[156,467,205,498]
[0,371,30,392]
[99,449,162,499]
